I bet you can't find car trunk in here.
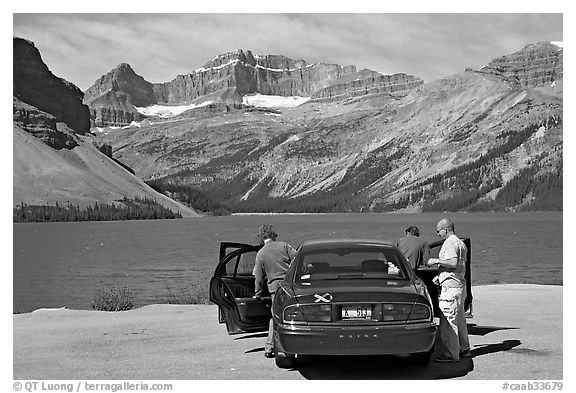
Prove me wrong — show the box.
[287,280,429,325]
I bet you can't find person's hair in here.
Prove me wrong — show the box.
[405,226,420,236]
[257,224,278,242]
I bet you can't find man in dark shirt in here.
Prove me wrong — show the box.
[252,224,296,358]
[394,226,431,270]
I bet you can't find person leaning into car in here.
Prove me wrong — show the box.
[252,224,297,358]
[394,225,431,270]
[426,218,471,362]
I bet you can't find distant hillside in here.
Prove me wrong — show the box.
[96,42,562,213]
[13,124,198,217]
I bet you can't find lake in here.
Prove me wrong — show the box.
[13,212,562,313]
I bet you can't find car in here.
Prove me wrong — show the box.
[210,238,472,368]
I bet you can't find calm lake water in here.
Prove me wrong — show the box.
[13,212,562,313]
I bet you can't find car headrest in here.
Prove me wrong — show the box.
[307,262,331,273]
[361,259,388,272]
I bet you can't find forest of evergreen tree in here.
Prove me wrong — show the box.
[376,117,563,213]
[145,179,232,215]
[13,197,182,222]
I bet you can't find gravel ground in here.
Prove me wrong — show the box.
[13,284,562,380]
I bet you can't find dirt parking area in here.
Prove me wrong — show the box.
[13,284,562,380]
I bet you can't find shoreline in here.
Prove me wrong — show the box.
[14,283,563,314]
[231,211,563,216]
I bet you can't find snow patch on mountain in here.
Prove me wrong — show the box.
[242,94,310,108]
[124,121,142,128]
[194,56,315,75]
[550,41,563,49]
[254,63,315,72]
[210,50,240,62]
[134,101,213,117]
[279,134,300,147]
[195,59,238,73]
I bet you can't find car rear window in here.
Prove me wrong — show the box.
[295,246,408,282]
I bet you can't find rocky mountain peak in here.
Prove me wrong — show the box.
[86,62,153,98]
[109,63,140,81]
[197,49,310,72]
[479,41,563,88]
[525,41,562,50]
[82,61,156,126]
[198,49,247,70]
[83,49,422,126]
[13,37,90,135]
[13,37,49,75]
[116,62,133,70]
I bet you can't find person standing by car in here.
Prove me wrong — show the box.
[394,225,431,270]
[426,218,471,362]
[252,224,296,358]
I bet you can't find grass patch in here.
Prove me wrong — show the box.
[160,281,210,305]
[92,283,135,311]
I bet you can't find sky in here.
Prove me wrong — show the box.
[12,13,563,92]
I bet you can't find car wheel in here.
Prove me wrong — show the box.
[274,351,296,369]
[273,328,296,369]
[411,349,432,365]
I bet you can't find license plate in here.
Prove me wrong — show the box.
[342,304,372,320]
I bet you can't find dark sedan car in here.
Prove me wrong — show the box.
[210,238,472,368]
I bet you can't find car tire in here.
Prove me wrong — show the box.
[411,349,432,365]
[273,328,296,369]
[274,351,296,369]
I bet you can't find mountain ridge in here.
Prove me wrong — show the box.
[14,38,562,214]
[96,42,562,213]
[84,49,424,127]
[479,41,563,88]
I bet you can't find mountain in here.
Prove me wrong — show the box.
[13,123,198,217]
[479,42,563,89]
[13,37,91,136]
[84,49,424,127]
[12,37,199,217]
[96,42,562,213]
[83,63,156,127]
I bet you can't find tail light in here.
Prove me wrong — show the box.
[381,303,412,321]
[408,303,432,322]
[282,304,333,324]
[283,305,305,324]
[381,303,431,322]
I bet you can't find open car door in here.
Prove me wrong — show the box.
[415,237,473,318]
[209,242,271,334]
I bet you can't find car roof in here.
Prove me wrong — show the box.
[299,238,395,250]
